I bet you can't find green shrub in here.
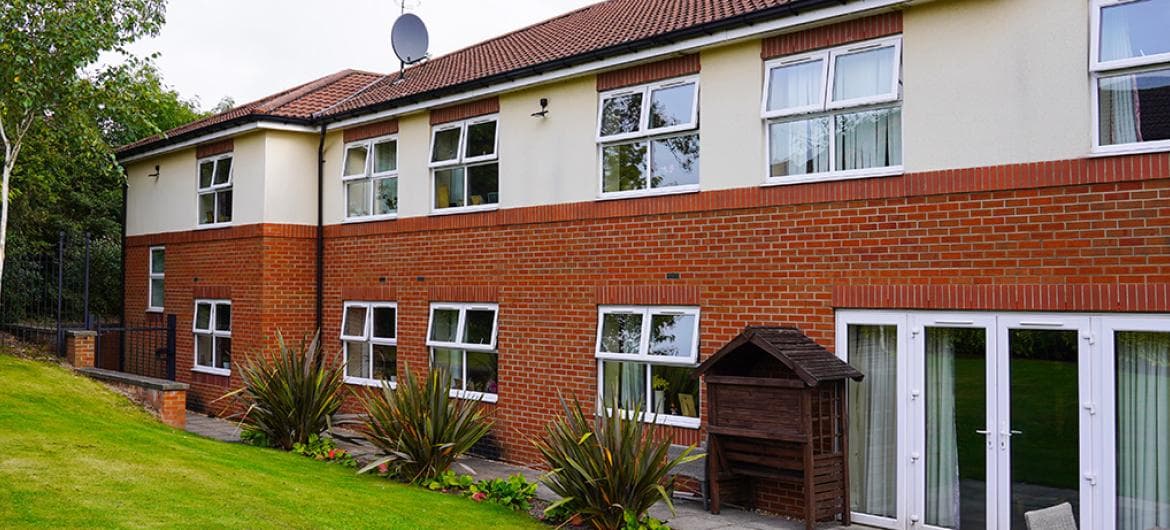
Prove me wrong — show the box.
[423,470,475,492]
[220,332,347,451]
[359,365,493,483]
[292,434,357,468]
[533,393,701,530]
[468,474,538,511]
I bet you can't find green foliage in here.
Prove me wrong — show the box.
[622,512,670,530]
[423,470,476,492]
[292,433,357,469]
[422,471,538,512]
[239,425,272,448]
[222,332,348,451]
[359,365,493,484]
[533,393,702,530]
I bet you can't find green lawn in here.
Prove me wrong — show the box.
[0,354,541,529]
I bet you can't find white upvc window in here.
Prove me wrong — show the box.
[426,302,499,402]
[596,77,700,198]
[429,116,499,213]
[762,36,903,184]
[193,299,231,375]
[594,305,701,428]
[1090,0,1170,154]
[340,301,397,387]
[147,246,164,312]
[342,135,398,220]
[196,154,233,226]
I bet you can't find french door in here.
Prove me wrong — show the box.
[837,311,1158,530]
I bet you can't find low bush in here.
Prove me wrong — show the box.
[359,365,493,483]
[292,433,357,468]
[533,393,701,530]
[421,471,537,512]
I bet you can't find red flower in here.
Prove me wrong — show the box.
[328,449,337,459]
[471,492,487,502]
[377,463,390,475]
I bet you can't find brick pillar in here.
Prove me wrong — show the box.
[65,330,97,369]
[158,389,188,430]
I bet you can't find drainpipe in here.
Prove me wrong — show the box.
[315,124,326,336]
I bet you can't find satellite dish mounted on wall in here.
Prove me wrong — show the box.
[391,13,429,81]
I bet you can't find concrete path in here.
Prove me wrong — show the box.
[184,412,850,530]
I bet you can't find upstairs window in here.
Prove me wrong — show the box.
[193,299,231,375]
[426,303,499,401]
[597,77,700,197]
[595,306,701,427]
[343,136,398,219]
[148,247,164,312]
[197,154,233,226]
[1092,0,1170,151]
[340,302,397,386]
[762,36,902,182]
[430,116,499,212]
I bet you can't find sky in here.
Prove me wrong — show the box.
[112,0,601,111]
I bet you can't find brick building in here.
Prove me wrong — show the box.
[116,1,1170,528]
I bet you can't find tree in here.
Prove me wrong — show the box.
[210,96,235,115]
[0,0,166,295]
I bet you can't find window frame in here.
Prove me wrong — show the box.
[340,301,398,387]
[761,36,904,185]
[196,153,234,228]
[192,299,232,376]
[594,305,702,429]
[147,246,164,312]
[428,115,500,214]
[1089,0,1170,155]
[425,302,500,402]
[595,77,701,199]
[341,134,399,222]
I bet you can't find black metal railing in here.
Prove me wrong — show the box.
[94,315,177,381]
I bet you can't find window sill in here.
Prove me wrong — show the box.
[192,366,231,377]
[763,166,903,187]
[342,213,397,224]
[596,185,700,202]
[606,408,700,429]
[195,222,232,231]
[449,389,498,403]
[145,307,164,314]
[430,204,499,216]
[345,376,396,388]
[1089,142,1170,158]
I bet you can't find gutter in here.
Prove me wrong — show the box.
[116,114,315,162]
[315,124,327,336]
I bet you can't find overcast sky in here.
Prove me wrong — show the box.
[113,0,600,111]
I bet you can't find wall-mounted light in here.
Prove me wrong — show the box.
[148,164,160,180]
[530,97,549,118]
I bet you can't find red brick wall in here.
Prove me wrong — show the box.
[762,11,903,59]
[596,54,701,91]
[429,97,500,125]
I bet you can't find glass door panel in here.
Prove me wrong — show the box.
[1113,330,1170,530]
[847,323,899,520]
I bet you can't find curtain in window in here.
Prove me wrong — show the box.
[925,329,961,529]
[848,324,898,518]
[768,60,822,111]
[1099,15,1140,145]
[833,47,895,102]
[837,108,902,171]
[1116,331,1170,530]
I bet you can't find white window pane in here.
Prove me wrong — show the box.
[649,134,699,189]
[832,46,897,102]
[346,179,371,217]
[199,161,214,188]
[431,127,461,163]
[602,360,646,410]
[373,344,397,382]
[648,83,696,129]
[214,303,231,332]
[648,313,697,359]
[1100,0,1170,63]
[835,107,902,171]
[466,164,498,206]
[150,278,165,308]
[346,341,371,379]
[373,141,396,173]
[213,158,232,185]
[372,306,395,339]
[343,305,368,338]
[600,92,643,136]
[1098,68,1170,146]
[215,190,232,223]
[194,303,212,331]
[150,248,165,274]
[462,309,496,345]
[434,167,465,209]
[215,337,232,370]
[602,143,646,193]
[465,121,496,158]
[847,324,898,518]
[432,348,464,390]
[430,309,460,342]
[196,334,213,366]
[198,193,215,225]
[600,312,643,354]
[374,177,397,215]
[344,144,369,176]
[767,59,824,112]
[466,350,498,394]
[769,117,831,177]
[650,364,700,417]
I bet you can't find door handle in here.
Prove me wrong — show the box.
[975,429,991,434]
[1009,430,1022,436]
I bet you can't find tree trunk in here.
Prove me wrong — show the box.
[0,112,35,299]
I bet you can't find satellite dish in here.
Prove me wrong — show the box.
[391,13,429,65]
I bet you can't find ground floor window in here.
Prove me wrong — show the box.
[595,306,701,428]
[340,301,396,386]
[193,299,231,375]
[426,303,498,402]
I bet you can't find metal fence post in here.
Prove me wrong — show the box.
[56,232,64,356]
[166,314,177,381]
[83,232,91,329]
